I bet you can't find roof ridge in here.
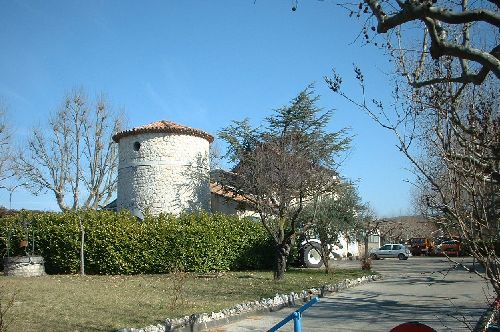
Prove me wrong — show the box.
[112,120,214,143]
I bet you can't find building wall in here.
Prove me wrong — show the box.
[358,233,381,257]
[117,132,210,217]
[211,194,259,219]
[337,235,360,258]
[211,194,238,216]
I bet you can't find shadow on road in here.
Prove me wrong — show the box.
[305,289,484,331]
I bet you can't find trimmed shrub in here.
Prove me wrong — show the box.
[0,210,274,274]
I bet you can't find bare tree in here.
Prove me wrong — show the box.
[219,87,350,280]
[355,205,380,260]
[0,104,12,187]
[328,63,499,295]
[379,215,438,242]
[334,0,499,87]
[15,90,123,211]
[81,96,124,209]
[78,212,85,275]
[289,0,499,86]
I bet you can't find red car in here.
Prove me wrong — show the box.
[437,240,461,256]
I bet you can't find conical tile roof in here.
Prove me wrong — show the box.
[112,120,214,143]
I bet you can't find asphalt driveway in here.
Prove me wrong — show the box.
[206,257,495,332]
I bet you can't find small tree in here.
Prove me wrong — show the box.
[300,182,363,273]
[15,90,124,211]
[219,86,350,280]
[352,206,380,270]
[77,212,85,276]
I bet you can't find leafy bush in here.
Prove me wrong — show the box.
[0,210,274,274]
[361,257,372,270]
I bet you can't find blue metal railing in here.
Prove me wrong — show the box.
[267,297,319,332]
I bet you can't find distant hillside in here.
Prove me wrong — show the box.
[378,215,439,243]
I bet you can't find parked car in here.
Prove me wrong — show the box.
[370,244,411,260]
[436,240,461,256]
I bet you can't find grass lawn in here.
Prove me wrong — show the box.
[0,268,373,332]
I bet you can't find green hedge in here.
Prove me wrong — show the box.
[0,210,274,274]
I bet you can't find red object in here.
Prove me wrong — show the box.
[390,322,437,332]
[440,240,461,256]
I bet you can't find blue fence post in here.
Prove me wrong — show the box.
[267,297,319,332]
[293,311,301,332]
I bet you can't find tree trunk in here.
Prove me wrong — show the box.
[55,191,68,211]
[364,236,369,258]
[323,251,330,274]
[274,245,288,280]
[346,239,349,257]
[321,243,331,274]
[79,216,85,276]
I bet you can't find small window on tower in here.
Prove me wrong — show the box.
[133,141,141,151]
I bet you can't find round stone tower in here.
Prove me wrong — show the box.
[112,120,213,218]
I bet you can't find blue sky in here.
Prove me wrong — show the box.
[0,0,414,217]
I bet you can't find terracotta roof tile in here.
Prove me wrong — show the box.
[112,120,214,143]
[210,183,249,203]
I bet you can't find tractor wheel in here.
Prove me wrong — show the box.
[303,244,324,268]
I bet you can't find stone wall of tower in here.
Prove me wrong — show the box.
[116,132,210,217]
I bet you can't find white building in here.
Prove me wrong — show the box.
[112,120,213,218]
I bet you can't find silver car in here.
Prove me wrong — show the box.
[370,243,411,260]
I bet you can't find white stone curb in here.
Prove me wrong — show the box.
[118,274,381,332]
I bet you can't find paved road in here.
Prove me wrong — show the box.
[205,257,495,332]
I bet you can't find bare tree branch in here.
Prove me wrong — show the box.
[327,64,500,296]
[335,0,500,86]
[15,90,123,211]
